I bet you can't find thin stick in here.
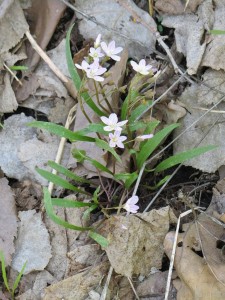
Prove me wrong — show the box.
[100,266,113,300]
[25,31,77,99]
[164,208,199,300]
[47,105,77,197]
[128,277,140,300]
[3,63,23,86]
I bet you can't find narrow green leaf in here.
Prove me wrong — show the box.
[83,204,98,220]
[136,123,180,169]
[66,24,82,90]
[114,172,138,189]
[12,261,27,294]
[36,168,90,195]
[121,90,139,120]
[44,188,91,231]
[155,145,218,173]
[51,198,92,208]
[210,29,225,35]
[93,186,100,204]
[66,25,105,116]
[144,120,160,134]
[76,123,106,135]
[95,138,122,163]
[9,65,28,71]
[129,101,153,123]
[145,175,171,190]
[28,121,95,142]
[0,251,10,292]
[89,231,109,247]
[72,149,86,163]
[88,158,113,175]
[48,161,90,184]
[129,121,147,132]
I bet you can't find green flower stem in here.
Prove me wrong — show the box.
[99,82,113,112]
[93,80,110,114]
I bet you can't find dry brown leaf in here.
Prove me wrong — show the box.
[43,262,109,300]
[74,0,156,59]
[0,178,18,266]
[18,39,75,124]
[173,83,225,172]
[66,244,102,277]
[155,0,204,14]
[12,210,52,274]
[17,270,56,300]
[201,0,225,71]
[164,213,225,300]
[13,180,42,211]
[24,0,66,71]
[196,69,225,105]
[161,1,225,73]
[0,0,28,64]
[156,100,186,124]
[0,73,18,113]
[162,12,206,75]
[100,206,176,277]
[44,208,68,281]
[137,271,176,299]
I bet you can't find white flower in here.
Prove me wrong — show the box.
[109,131,127,148]
[100,113,128,132]
[86,61,107,82]
[89,47,104,61]
[94,34,101,48]
[130,59,153,75]
[101,41,123,61]
[136,134,154,141]
[75,60,90,71]
[124,196,139,213]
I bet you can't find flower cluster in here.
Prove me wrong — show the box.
[100,113,128,148]
[75,34,123,82]
[75,34,160,82]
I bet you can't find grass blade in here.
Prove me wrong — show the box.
[89,231,109,248]
[88,158,113,175]
[155,145,218,173]
[0,251,10,292]
[28,121,95,142]
[36,168,90,196]
[210,29,225,35]
[12,261,27,295]
[95,138,122,163]
[48,161,90,184]
[83,204,98,220]
[44,188,92,231]
[136,123,179,169]
[121,90,139,120]
[51,198,93,208]
[129,101,153,123]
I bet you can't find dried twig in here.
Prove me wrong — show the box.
[100,266,113,300]
[25,31,77,99]
[128,277,140,300]
[3,63,23,86]
[47,105,77,196]
[164,208,201,300]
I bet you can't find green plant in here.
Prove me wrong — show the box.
[0,251,26,299]
[28,25,217,247]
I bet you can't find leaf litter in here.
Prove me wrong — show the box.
[2,0,225,299]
